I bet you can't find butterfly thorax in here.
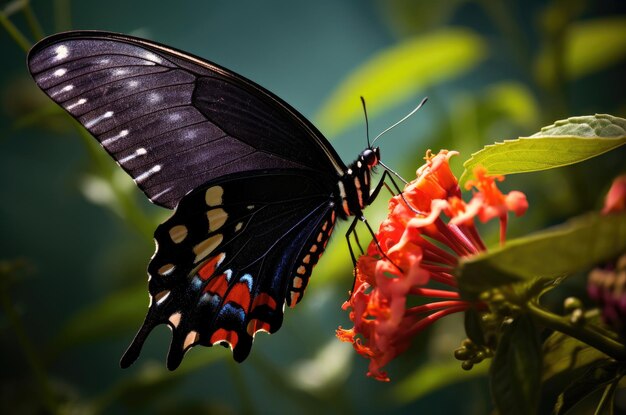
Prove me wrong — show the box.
[334,147,380,220]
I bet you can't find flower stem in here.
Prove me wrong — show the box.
[407,305,471,336]
[409,287,460,299]
[527,301,626,360]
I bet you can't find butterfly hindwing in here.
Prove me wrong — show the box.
[120,169,336,369]
[27,31,345,209]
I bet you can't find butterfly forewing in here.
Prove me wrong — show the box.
[120,169,336,368]
[28,31,345,209]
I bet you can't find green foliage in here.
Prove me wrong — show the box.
[392,358,489,403]
[460,114,626,185]
[490,315,542,415]
[316,28,487,137]
[457,212,626,296]
[535,17,626,83]
[540,318,624,415]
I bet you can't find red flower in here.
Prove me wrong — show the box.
[337,150,528,381]
[602,174,626,214]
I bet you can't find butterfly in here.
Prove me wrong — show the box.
[27,31,415,370]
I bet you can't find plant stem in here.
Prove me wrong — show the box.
[527,301,626,360]
[53,0,71,31]
[0,10,31,52]
[23,0,44,40]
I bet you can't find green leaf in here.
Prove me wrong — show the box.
[535,17,626,83]
[490,314,542,415]
[460,114,626,185]
[456,212,626,297]
[539,312,625,414]
[393,358,489,403]
[316,28,487,137]
[554,363,621,415]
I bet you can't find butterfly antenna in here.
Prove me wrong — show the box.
[379,161,408,184]
[371,97,428,146]
[360,96,371,148]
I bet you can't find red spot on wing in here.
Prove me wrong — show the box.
[250,292,278,312]
[210,328,239,349]
[224,282,252,310]
[203,273,229,297]
[198,253,225,281]
[247,319,272,336]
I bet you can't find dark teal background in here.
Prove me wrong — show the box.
[1,0,625,413]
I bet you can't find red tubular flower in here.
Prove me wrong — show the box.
[337,150,528,381]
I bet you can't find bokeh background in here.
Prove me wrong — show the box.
[1,0,625,413]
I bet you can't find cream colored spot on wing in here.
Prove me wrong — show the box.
[184,331,199,349]
[293,276,303,289]
[207,208,228,232]
[169,225,188,243]
[155,290,171,305]
[168,312,182,327]
[158,263,175,276]
[235,222,243,232]
[205,186,223,206]
[193,234,223,263]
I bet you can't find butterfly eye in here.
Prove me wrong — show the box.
[362,149,378,167]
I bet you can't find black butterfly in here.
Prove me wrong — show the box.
[27,31,409,369]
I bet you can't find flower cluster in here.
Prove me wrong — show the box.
[587,174,626,335]
[336,150,528,381]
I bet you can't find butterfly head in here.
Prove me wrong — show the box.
[360,147,380,169]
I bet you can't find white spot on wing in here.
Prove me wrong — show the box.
[150,186,172,201]
[54,45,69,60]
[134,164,162,183]
[65,98,87,110]
[143,52,163,64]
[128,80,139,88]
[113,68,128,76]
[119,147,148,164]
[101,129,128,146]
[54,68,67,77]
[148,92,162,104]
[169,113,182,122]
[84,111,114,128]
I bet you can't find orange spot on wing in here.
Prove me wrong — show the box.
[290,291,301,308]
[198,253,225,281]
[247,319,272,336]
[210,328,239,349]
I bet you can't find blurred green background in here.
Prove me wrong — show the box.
[1,0,625,413]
